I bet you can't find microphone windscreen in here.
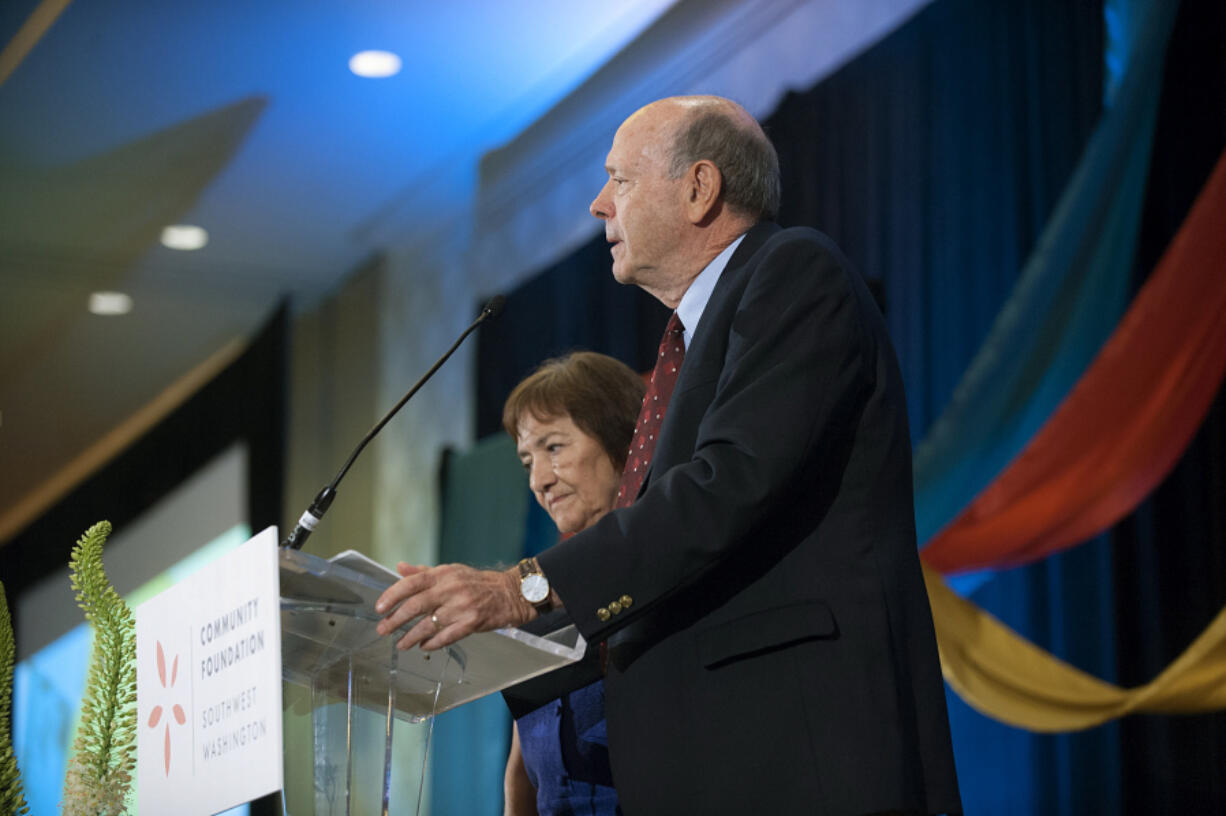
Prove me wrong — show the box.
[483,295,507,320]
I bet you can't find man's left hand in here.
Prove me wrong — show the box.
[374,562,532,650]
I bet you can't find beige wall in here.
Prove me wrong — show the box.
[283,239,480,570]
[284,254,382,561]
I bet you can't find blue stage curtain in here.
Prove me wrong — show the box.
[765,2,1120,811]
[473,236,669,439]
[1110,0,1226,808]
[908,0,1175,549]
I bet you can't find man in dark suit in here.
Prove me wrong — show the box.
[377,95,961,815]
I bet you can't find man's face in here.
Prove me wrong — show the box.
[589,107,689,293]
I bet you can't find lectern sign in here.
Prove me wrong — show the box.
[135,526,283,814]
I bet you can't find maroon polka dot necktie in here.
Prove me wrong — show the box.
[616,312,685,509]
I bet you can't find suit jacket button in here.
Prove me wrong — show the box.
[608,601,623,615]
[597,607,611,621]
[620,595,633,608]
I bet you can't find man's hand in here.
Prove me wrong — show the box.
[374,562,534,651]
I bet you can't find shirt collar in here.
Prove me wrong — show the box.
[676,233,746,349]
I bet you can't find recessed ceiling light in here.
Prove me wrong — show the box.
[89,291,133,316]
[160,224,209,251]
[349,50,401,78]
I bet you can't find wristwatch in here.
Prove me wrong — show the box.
[517,557,552,612]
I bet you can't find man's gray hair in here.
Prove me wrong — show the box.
[668,110,781,222]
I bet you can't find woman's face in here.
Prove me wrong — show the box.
[516,412,621,535]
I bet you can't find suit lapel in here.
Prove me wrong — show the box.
[634,222,781,499]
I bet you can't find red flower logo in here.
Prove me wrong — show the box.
[146,641,187,775]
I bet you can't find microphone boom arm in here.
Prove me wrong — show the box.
[282,295,505,550]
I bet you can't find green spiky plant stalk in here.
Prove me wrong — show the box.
[0,581,30,815]
[61,522,137,816]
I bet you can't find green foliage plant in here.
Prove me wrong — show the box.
[61,521,137,816]
[0,580,30,815]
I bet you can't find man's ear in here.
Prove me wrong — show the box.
[682,160,722,224]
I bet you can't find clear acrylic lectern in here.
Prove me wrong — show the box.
[279,548,585,815]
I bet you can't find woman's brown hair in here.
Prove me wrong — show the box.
[502,351,645,472]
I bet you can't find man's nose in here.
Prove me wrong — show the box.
[590,181,613,219]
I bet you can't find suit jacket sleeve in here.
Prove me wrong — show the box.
[538,227,879,642]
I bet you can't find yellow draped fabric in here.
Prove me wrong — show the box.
[923,564,1226,732]
[917,152,1226,731]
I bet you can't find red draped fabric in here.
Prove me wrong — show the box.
[922,149,1226,574]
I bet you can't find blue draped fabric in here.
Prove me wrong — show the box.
[911,0,1179,549]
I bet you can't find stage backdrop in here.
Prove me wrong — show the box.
[461,0,1226,813]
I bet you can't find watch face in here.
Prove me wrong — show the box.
[521,573,549,604]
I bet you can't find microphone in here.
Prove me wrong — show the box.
[283,295,507,550]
